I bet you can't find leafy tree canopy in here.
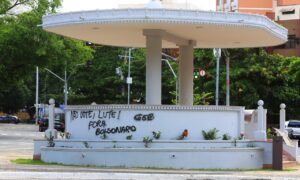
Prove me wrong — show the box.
[0,0,93,112]
[0,0,61,15]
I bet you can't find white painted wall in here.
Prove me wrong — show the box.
[65,105,244,141]
[41,146,264,169]
[253,141,273,165]
[34,139,253,156]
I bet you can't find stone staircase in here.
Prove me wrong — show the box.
[283,150,298,168]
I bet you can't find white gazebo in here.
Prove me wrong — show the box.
[42,1,286,106]
[34,0,290,169]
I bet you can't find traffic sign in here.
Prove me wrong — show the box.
[199,69,206,77]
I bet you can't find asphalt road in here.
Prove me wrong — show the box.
[0,124,300,180]
[0,171,300,180]
[0,123,43,164]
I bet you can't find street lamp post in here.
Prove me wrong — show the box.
[162,59,178,105]
[119,48,134,105]
[213,48,221,106]
[162,52,178,105]
[118,50,178,105]
[44,68,68,105]
[37,62,91,109]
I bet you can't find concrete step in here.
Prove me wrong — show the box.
[283,150,296,161]
[282,150,298,168]
[283,161,298,168]
[283,155,295,162]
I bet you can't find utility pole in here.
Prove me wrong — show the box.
[127,48,133,105]
[224,49,230,106]
[64,66,68,105]
[35,66,39,124]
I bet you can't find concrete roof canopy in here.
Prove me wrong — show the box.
[42,1,288,49]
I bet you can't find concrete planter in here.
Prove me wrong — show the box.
[41,146,264,169]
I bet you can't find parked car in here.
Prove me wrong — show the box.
[38,114,65,132]
[0,115,19,124]
[285,120,300,139]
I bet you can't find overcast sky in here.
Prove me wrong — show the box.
[60,0,216,12]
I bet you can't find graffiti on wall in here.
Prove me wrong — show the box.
[71,110,122,121]
[134,113,154,121]
[70,110,155,137]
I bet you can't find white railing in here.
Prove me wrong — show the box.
[65,104,244,111]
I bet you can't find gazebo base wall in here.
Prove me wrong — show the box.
[40,146,264,169]
[34,139,272,169]
[35,104,273,169]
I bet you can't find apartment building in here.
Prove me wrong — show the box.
[274,0,300,56]
[217,0,300,57]
[216,0,274,18]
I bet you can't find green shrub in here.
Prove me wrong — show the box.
[82,141,91,148]
[126,134,133,140]
[202,128,219,140]
[267,128,274,139]
[152,131,161,140]
[222,133,231,140]
[143,136,153,148]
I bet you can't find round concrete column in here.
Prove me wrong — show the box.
[145,32,162,105]
[179,45,194,106]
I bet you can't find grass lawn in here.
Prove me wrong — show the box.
[10,158,299,172]
[10,159,57,165]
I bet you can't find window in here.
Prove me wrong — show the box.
[282,10,295,15]
[288,121,300,128]
[281,8,295,15]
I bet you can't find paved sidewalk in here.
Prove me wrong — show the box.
[1,160,300,180]
[1,171,300,180]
